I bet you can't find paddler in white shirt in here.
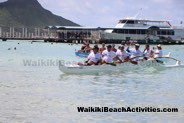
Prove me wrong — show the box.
[102,45,116,63]
[116,45,128,63]
[154,44,163,58]
[85,47,101,65]
[143,44,154,59]
[77,47,101,66]
[127,44,143,61]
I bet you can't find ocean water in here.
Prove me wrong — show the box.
[0,40,184,123]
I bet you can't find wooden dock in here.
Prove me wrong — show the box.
[1,26,184,45]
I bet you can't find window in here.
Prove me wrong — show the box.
[129,29,136,34]
[161,30,166,35]
[125,29,129,34]
[172,31,175,35]
[119,20,127,23]
[119,20,135,24]
[126,20,135,24]
[167,31,172,35]
[137,30,141,34]
[168,31,175,35]
[141,30,146,34]
[157,31,161,35]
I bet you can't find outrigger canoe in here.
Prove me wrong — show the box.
[75,51,89,58]
[59,57,184,74]
[75,49,89,58]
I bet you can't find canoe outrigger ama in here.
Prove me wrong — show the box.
[59,56,184,74]
[75,49,89,58]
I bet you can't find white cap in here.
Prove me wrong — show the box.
[157,44,161,48]
[135,44,140,47]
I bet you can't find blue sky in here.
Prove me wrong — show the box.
[1,0,184,27]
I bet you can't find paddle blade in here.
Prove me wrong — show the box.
[109,63,117,66]
[130,61,138,65]
[78,50,84,53]
[156,60,164,64]
[104,63,117,66]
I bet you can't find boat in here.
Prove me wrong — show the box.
[47,16,184,44]
[75,50,89,58]
[59,57,184,74]
[103,16,184,43]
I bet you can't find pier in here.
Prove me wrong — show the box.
[0,26,184,44]
[0,27,55,42]
[0,26,102,44]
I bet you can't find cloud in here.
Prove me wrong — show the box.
[0,0,7,2]
[1,0,183,27]
[38,0,183,27]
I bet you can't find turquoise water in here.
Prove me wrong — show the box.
[0,40,184,123]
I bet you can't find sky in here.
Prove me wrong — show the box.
[0,0,184,27]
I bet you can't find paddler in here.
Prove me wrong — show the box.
[112,44,117,52]
[143,44,154,59]
[83,47,101,66]
[154,44,163,58]
[99,43,106,54]
[81,42,86,51]
[127,43,143,61]
[116,45,128,63]
[102,45,116,63]
[84,43,91,53]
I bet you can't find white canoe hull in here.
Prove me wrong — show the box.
[59,60,184,74]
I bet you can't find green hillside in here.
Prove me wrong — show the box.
[0,0,79,27]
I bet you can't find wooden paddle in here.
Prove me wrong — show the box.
[106,62,117,66]
[126,56,145,65]
[129,60,138,65]
[155,59,164,64]
[78,48,93,53]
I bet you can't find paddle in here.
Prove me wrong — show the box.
[119,59,138,65]
[126,56,145,65]
[106,62,117,66]
[78,48,93,53]
[129,60,138,65]
[115,56,139,65]
[101,62,117,66]
[155,59,164,64]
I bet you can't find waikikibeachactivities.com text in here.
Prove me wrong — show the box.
[77,107,178,113]
[22,59,160,67]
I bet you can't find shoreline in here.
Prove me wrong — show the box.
[1,39,184,45]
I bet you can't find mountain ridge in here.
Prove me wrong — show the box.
[0,0,80,27]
